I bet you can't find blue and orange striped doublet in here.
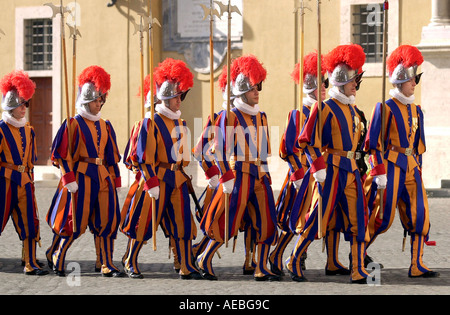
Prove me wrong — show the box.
[285,97,370,281]
[298,98,369,242]
[120,113,196,242]
[192,113,221,221]
[201,107,277,245]
[46,115,122,239]
[364,98,430,243]
[120,112,199,277]
[0,120,39,240]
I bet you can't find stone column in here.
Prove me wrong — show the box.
[417,0,450,188]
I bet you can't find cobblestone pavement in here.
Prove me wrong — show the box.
[0,179,448,297]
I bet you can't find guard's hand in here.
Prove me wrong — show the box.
[147,186,160,200]
[375,174,387,189]
[313,169,326,183]
[65,181,78,193]
[222,179,234,194]
[292,178,303,190]
[207,175,220,189]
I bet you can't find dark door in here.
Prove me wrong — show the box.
[29,77,53,165]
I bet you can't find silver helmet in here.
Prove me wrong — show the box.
[76,82,105,109]
[389,64,419,84]
[156,80,190,104]
[328,63,359,87]
[1,90,21,111]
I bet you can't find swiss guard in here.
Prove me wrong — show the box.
[286,44,371,284]
[0,70,48,275]
[363,44,439,278]
[46,65,124,277]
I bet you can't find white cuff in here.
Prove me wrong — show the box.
[65,181,78,193]
[222,179,234,194]
[313,169,326,183]
[375,174,387,189]
[207,175,220,189]
[147,186,160,200]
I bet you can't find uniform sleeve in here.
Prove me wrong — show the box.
[105,120,122,188]
[193,114,220,179]
[135,118,159,190]
[51,118,78,185]
[415,105,426,168]
[364,102,387,176]
[212,111,235,183]
[299,102,326,173]
[280,110,304,181]
[123,120,142,170]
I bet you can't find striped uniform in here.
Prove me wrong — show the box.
[364,98,431,276]
[193,111,258,273]
[286,98,370,281]
[269,108,305,273]
[120,113,198,277]
[197,107,278,279]
[46,115,122,274]
[0,120,43,273]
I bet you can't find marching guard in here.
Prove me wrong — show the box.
[197,55,279,281]
[363,45,439,278]
[0,70,48,275]
[271,52,349,276]
[193,65,258,275]
[120,58,201,280]
[46,65,124,277]
[286,44,371,283]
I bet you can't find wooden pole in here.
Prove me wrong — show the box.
[60,0,77,233]
[224,0,232,248]
[379,1,389,220]
[316,0,323,239]
[148,1,157,252]
[210,0,215,128]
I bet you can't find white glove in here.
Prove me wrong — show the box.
[313,169,326,183]
[222,179,234,194]
[292,178,303,190]
[375,174,387,189]
[65,181,78,193]
[147,186,160,200]
[207,175,220,189]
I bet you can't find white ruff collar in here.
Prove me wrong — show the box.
[2,111,27,128]
[144,111,152,119]
[234,98,259,116]
[328,86,355,105]
[303,95,316,108]
[390,88,415,105]
[156,103,181,120]
[77,106,101,122]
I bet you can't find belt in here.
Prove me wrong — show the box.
[0,162,30,173]
[158,162,182,171]
[325,148,361,160]
[79,157,106,166]
[387,145,415,156]
[232,158,266,167]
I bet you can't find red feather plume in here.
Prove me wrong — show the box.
[0,70,36,100]
[291,52,326,84]
[217,65,228,92]
[324,44,366,73]
[78,65,111,94]
[154,58,194,92]
[230,54,267,85]
[387,45,424,74]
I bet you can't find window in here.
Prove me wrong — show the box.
[340,0,399,77]
[352,4,385,63]
[24,18,53,71]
